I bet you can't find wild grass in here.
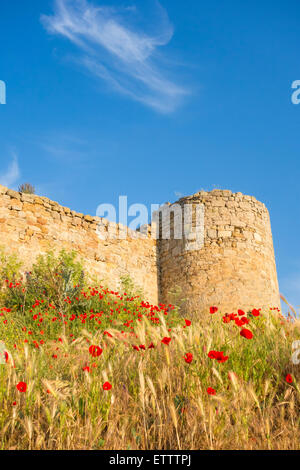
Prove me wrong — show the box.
[0,250,299,450]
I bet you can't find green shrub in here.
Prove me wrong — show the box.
[2,250,85,313]
[0,246,22,284]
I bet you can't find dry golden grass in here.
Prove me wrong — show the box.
[0,306,299,450]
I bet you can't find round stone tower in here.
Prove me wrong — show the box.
[158,189,280,314]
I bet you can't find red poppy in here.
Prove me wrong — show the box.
[208,350,217,359]
[237,309,245,316]
[207,387,216,395]
[148,342,155,349]
[89,345,103,357]
[161,337,171,346]
[216,352,229,363]
[285,374,293,384]
[82,366,90,372]
[222,315,231,323]
[185,319,191,326]
[103,331,113,338]
[235,317,249,327]
[12,401,17,406]
[208,350,228,363]
[251,308,260,317]
[240,328,253,339]
[210,306,218,314]
[103,381,112,391]
[16,381,27,393]
[184,353,193,364]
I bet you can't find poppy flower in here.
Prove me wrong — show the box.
[207,387,216,395]
[285,374,293,384]
[89,345,103,357]
[235,317,249,327]
[237,309,245,316]
[148,342,155,349]
[16,381,27,393]
[208,350,228,363]
[251,308,260,317]
[103,381,112,391]
[161,337,171,346]
[185,319,191,326]
[210,306,218,314]
[215,352,229,363]
[184,353,193,364]
[222,315,231,323]
[208,350,217,359]
[103,331,113,338]
[240,328,253,339]
[82,366,90,372]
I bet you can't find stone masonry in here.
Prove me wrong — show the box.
[0,184,280,314]
[0,184,158,304]
[158,190,280,313]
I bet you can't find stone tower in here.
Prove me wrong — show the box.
[158,189,280,314]
[0,184,280,314]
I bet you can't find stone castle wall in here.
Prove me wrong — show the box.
[0,184,280,314]
[0,185,158,304]
[158,189,280,314]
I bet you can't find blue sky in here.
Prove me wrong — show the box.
[0,0,299,311]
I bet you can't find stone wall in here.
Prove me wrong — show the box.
[0,185,158,304]
[0,184,281,314]
[158,189,280,314]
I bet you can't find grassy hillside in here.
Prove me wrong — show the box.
[0,249,299,450]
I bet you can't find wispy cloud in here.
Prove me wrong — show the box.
[41,0,188,113]
[38,131,89,162]
[0,152,20,188]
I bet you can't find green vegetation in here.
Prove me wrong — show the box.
[0,249,299,450]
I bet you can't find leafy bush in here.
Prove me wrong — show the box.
[2,250,85,314]
[0,247,22,284]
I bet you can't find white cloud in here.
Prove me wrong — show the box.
[41,0,188,113]
[38,131,89,161]
[0,153,20,188]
